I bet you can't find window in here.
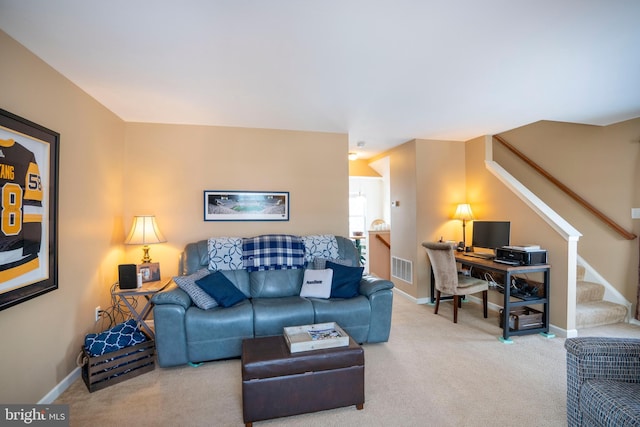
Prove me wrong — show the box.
[349,193,367,236]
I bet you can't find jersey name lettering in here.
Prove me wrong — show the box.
[0,164,15,180]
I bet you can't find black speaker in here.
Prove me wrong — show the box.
[118,264,138,289]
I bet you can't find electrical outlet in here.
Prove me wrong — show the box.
[95,306,101,322]
[632,208,640,219]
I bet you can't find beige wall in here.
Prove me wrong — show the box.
[386,139,465,299]
[0,31,126,403]
[2,23,637,403]
[415,139,467,300]
[388,140,417,297]
[349,158,381,177]
[466,136,570,329]
[0,31,350,403]
[377,121,638,329]
[122,123,349,276]
[495,120,640,307]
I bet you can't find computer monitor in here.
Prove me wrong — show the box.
[471,221,510,251]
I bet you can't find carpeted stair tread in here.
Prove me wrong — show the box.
[576,280,605,303]
[576,301,627,329]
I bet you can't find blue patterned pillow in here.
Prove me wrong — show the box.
[208,237,243,271]
[302,235,339,263]
[84,319,146,357]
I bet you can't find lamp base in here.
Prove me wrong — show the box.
[141,245,152,263]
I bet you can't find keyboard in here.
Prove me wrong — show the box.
[494,259,521,266]
[464,252,495,260]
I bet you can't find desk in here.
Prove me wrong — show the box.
[111,278,170,338]
[431,254,551,343]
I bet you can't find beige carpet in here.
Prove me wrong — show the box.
[56,292,640,427]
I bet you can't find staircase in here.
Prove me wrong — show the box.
[576,266,627,329]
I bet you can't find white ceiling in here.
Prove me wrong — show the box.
[1,1,639,158]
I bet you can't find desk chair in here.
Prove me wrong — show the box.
[422,242,489,323]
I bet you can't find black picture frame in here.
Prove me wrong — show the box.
[0,109,59,311]
[203,190,289,221]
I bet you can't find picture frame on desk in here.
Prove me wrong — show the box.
[137,262,160,283]
[0,109,59,312]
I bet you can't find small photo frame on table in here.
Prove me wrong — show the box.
[137,262,161,283]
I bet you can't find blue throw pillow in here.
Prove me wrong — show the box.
[326,261,363,298]
[195,271,247,308]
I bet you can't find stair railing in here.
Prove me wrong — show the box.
[493,134,637,241]
[375,233,391,249]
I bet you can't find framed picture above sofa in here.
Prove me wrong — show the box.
[203,190,289,221]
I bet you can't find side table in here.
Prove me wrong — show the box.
[111,278,170,338]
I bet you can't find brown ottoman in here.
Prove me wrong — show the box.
[241,335,364,426]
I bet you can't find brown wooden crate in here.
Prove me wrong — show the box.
[81,333,155,392]
[499,306,543,331]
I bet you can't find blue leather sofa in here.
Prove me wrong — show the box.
[151,236,394,367]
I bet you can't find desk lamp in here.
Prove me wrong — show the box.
[453,204,474,251]
[125,215,167,263]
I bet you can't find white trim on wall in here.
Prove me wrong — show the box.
[39,367,80,404]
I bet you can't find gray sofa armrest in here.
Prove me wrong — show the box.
[565,337,640,427]
[565,337,640,381]
[359,274,394,297]
[150,283,192,310]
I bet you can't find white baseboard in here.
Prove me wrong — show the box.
[392,287,430,304]
[39,367,81,404]
[561,326,576,338]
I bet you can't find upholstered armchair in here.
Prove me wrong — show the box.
[565,337,640,426]
[422,242,488,323]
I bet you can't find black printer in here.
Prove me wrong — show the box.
[495,246,547,266]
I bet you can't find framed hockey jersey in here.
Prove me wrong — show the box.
[0,109,59,311]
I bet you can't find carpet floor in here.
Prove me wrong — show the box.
[56,291,640,426]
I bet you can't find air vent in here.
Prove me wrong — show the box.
[391,256,413,284]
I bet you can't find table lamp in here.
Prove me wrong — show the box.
[124,215,167,263]
[453,203,474,251]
